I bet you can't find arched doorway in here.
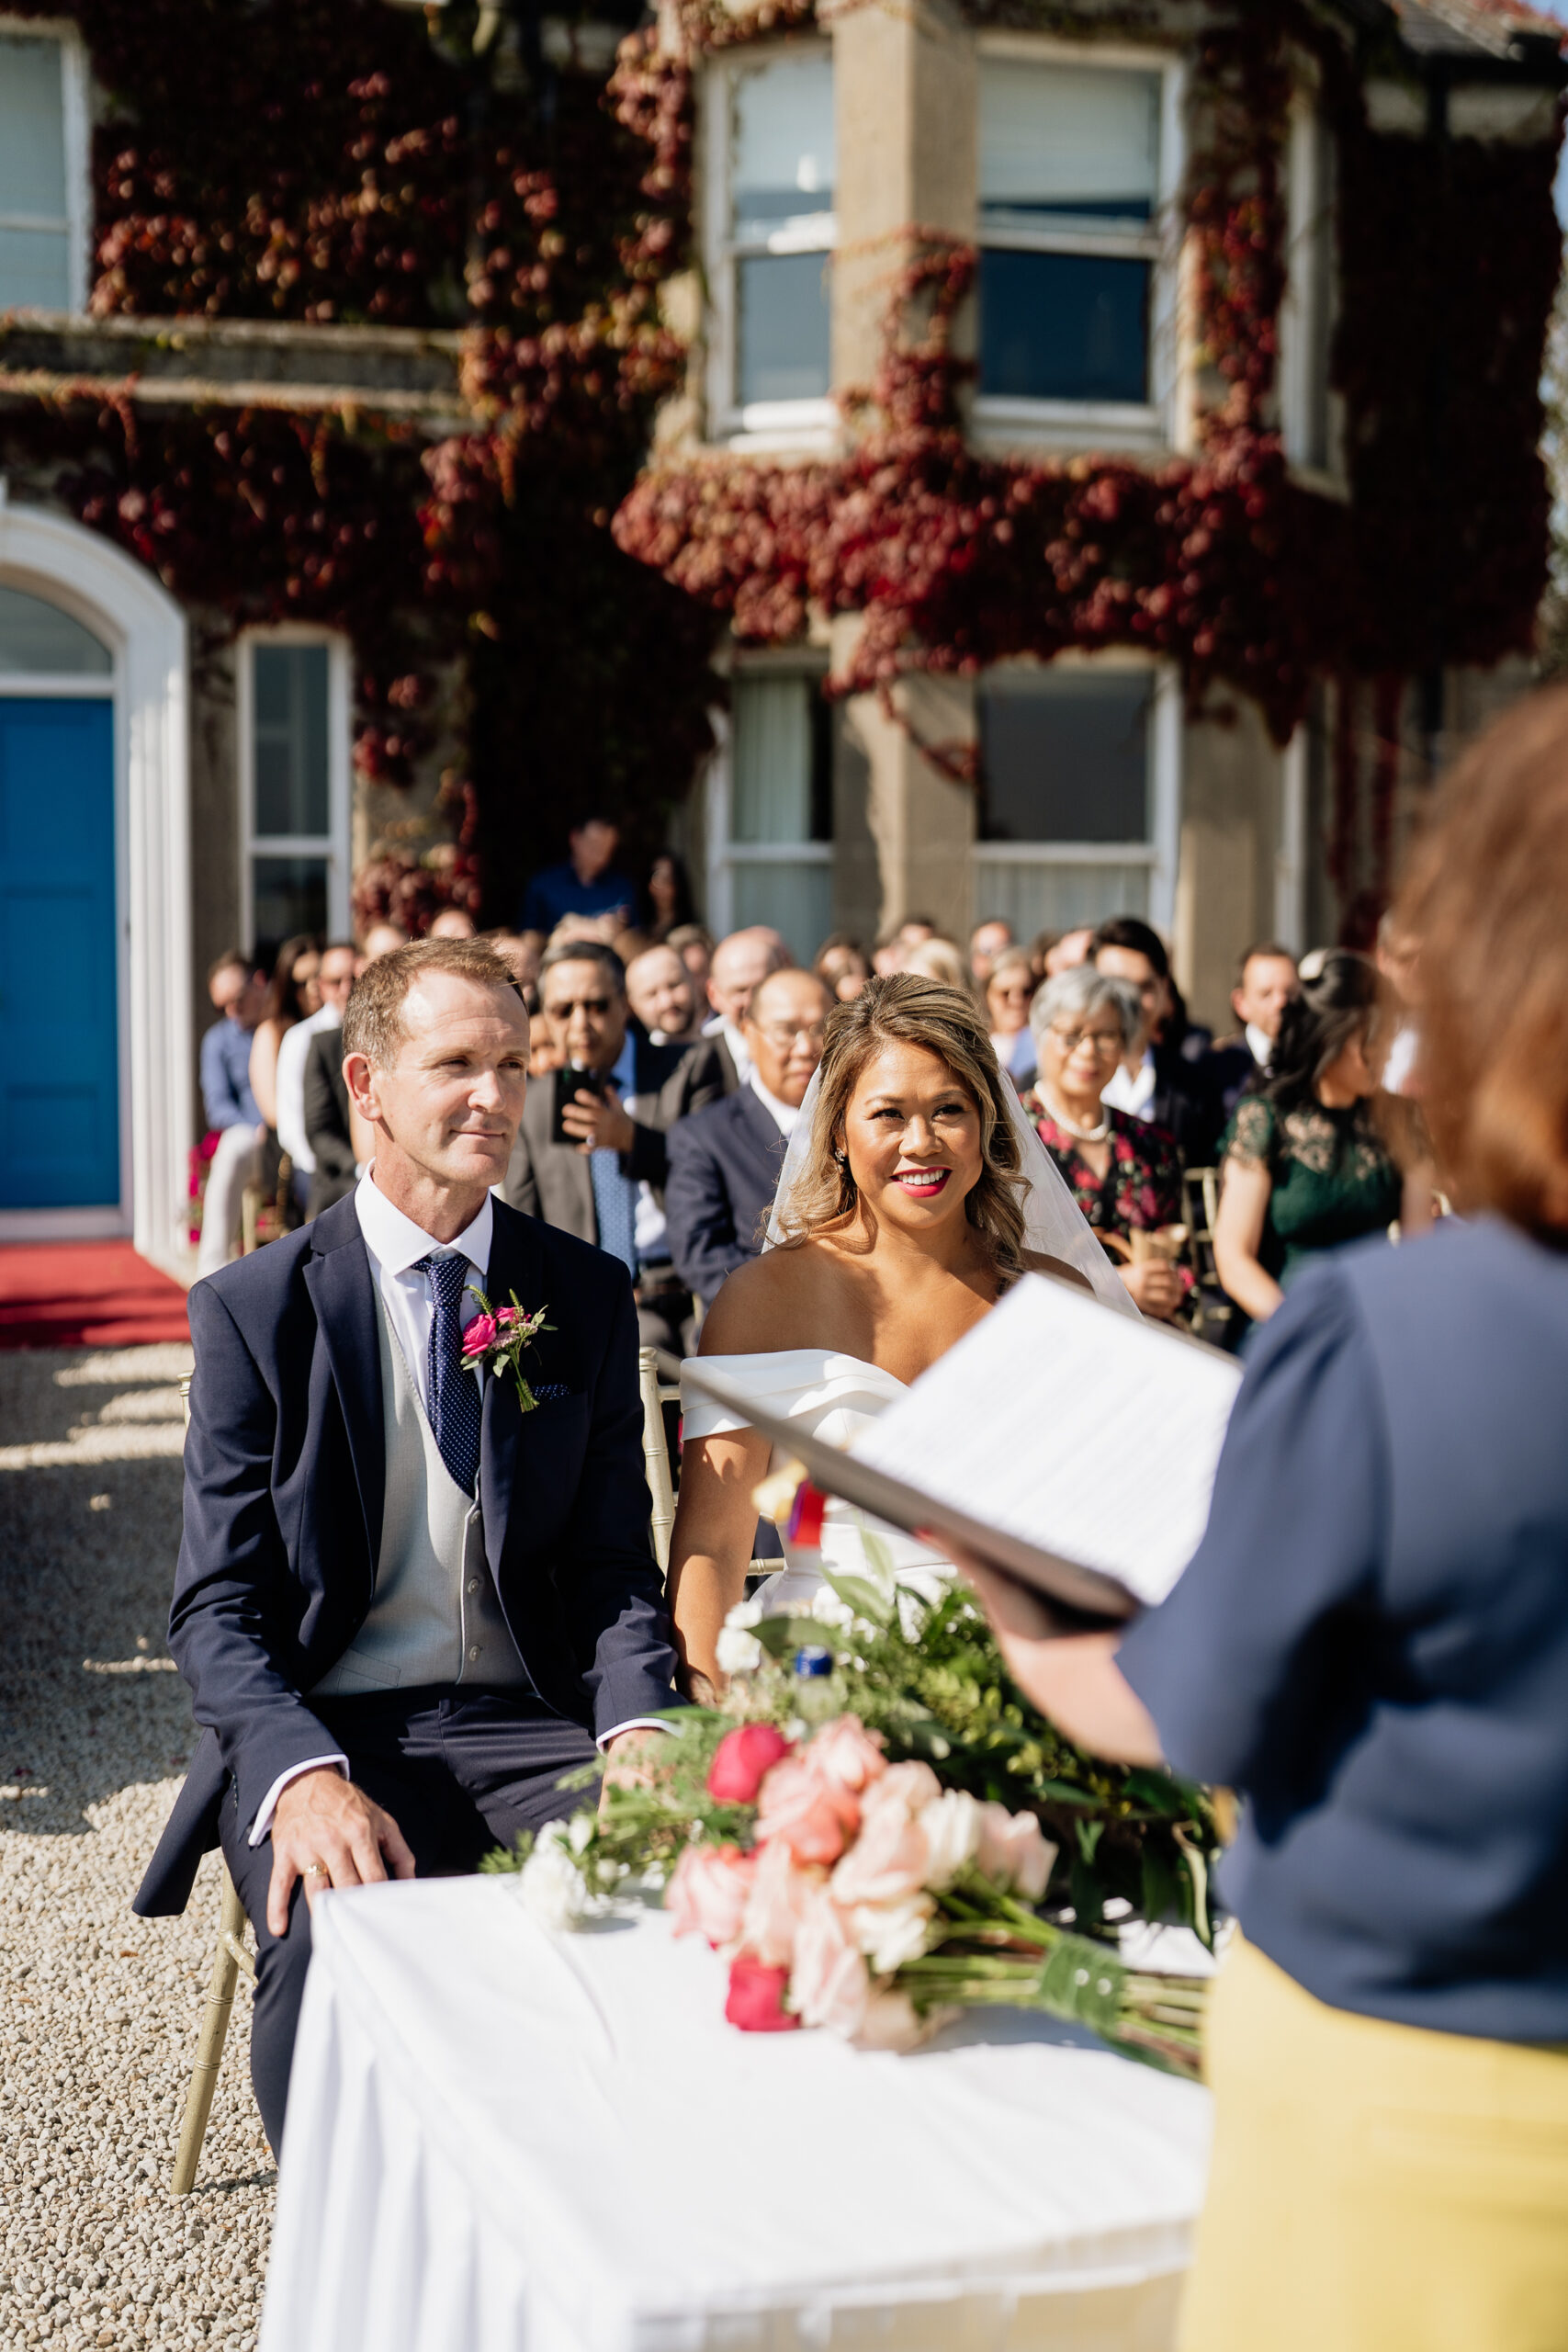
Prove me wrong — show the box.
[0,501,189,1259]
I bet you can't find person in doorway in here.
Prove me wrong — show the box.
[197,952,265,1277]
[276,941,358,1217]
[518,817,635,945]
[637,851,697,943]
[665,967,832,1307]
[500,940,722,1353]
[1209,943,1301,1119]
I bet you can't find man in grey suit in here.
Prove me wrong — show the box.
[501,940,722,1352]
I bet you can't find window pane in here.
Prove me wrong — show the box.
[732,862,833,967]
[253,856,328,970]
[0,227,69,311]
[0,586,110,675]
[978,249,1149,404]
[979,671,1152,842]
[979,61,1159,225]
[0,37,67,219]
[732,54,835,240]
[738,252,831,404]
[972,858,1150,940]
[253,645,331,837]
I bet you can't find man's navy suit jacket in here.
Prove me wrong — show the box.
[665,1084,789,1307]
[135,1190,676,1917]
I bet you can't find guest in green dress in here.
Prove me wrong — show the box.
[1213,949,1432,1327]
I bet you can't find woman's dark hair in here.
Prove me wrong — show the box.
[258,933,318,1028]
[637,850,695,935]
[1261,951,1379,1113]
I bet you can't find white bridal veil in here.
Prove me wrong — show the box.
[763,1068,1142,1319]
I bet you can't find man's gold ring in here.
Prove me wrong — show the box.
[305,1861,328,1880]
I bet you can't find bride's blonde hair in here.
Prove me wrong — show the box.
[771,973,1028,1279]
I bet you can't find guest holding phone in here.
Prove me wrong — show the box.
[964,688,1568,2352]
[501,940,721,1351]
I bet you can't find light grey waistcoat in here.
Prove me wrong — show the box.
[310,1289,529,1697]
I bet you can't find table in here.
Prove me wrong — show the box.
[259,1879,1212,2352]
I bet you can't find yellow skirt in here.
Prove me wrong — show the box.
[1180,1935,1568,2352]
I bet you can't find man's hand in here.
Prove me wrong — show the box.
[267,1766,415,1936]
[560,1085,636,1157]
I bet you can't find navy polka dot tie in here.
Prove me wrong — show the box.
[416,1253,482,1497]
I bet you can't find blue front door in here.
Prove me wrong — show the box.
[0,698,119,1207]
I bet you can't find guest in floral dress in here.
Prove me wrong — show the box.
[1213,948,1434,1329]
[1021,966,1189,1322]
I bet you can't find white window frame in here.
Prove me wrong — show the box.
[704,660,833,940]
[704,41,839,454]
[971,34,1187,454]
[237,627,353,955]
[1280,93,1338,484]
[970,655,1182,934]
[0,14,91,315]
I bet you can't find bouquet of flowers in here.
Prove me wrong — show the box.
[487,1555,1218,2076]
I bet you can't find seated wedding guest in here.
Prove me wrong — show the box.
[897,914,938,951]
[669,973,1134,1690]
[985,947,1039,1083]
[248,935,321,1228]
[1209,941,1300,1119]
[626,944,701,1045]
[136,936,675,2154]
[637,849,695,943]
[1092,916,1224,1165]
[814,933,871,1002]
[905,935,973,996]
[301,1015,359,1222]
[969,918,1014,989]
[197,952,265,1278]
[1043,924,1093,978]
[964,686,1568,2352]
[275,940,358,1218]
[518,815,635,945]
[871,930,906,977]
[699,924,791,1091]
[485,928,541,1012]
[501,939,722,1352]
[358,919,408,962]
[1213,949,1433,1328]
[667,921,715,996]
[665,967,831,1307]
[1021,967,1188,1323]
[428,905,476,941]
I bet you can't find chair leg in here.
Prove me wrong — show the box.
[171,1864,251,2197]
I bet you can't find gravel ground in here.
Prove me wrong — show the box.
[1,1343,274,2349]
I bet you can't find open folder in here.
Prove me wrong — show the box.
[671,1274,1244,1624]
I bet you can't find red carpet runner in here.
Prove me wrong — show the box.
[0,1240,191,1350]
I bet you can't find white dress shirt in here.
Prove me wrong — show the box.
[703,1012,752,1086]
[249,1170,665,1845]
[274,1002,343,1173]
[748,1067,802,1138]
[1246,1022,1272,1069]
[1101,1046,1156,1122]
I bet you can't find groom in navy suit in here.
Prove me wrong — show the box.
[135,938,676,2149]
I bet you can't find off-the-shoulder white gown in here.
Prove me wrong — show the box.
[680,1349,953,1618]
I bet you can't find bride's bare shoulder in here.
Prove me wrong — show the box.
[698,1240,847,1358]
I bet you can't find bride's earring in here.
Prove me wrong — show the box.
[833,1147,855,1206]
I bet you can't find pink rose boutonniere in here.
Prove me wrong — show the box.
[461,1285,554,1413]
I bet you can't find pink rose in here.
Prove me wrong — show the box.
[740,1837,822,1967]
[754,1754,859,1867]
[804,1716,886,1795]
[791,1890,870,2036]
[462,1312,498,1359]
[726,1956,800,2033]
[707,1724,793,1806]
[497,1305,521,1329]
[829,1778,933,1908]
[666,1843,755,1951]
[976,1804,1057,1902]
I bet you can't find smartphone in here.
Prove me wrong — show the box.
[552,1063,607,1146]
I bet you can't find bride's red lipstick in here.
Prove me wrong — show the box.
[896,1167,951,1195]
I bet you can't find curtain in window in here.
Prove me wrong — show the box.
[979,62,1159,221]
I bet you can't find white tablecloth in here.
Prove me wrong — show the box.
[259,1879,1212,2352]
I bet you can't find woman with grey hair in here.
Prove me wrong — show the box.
[1021,964,1190,1320]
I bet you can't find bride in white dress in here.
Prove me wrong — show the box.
[670,973,1134,1692]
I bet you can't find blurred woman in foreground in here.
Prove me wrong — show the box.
[968,687,1568,2350]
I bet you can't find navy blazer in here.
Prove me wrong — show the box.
[135,1191,675,1917]
[665,1084,790,1306]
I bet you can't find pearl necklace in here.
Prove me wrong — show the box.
[1042,1090,1110,1144]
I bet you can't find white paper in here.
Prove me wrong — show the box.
[851,1275,1242,1607]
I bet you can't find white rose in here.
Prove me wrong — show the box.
[845,1891,936,1975]
[716,1595,765,1677]
[918,1789,985,1890]
[517,1821,590,1931]
[810,1584,856,1632]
